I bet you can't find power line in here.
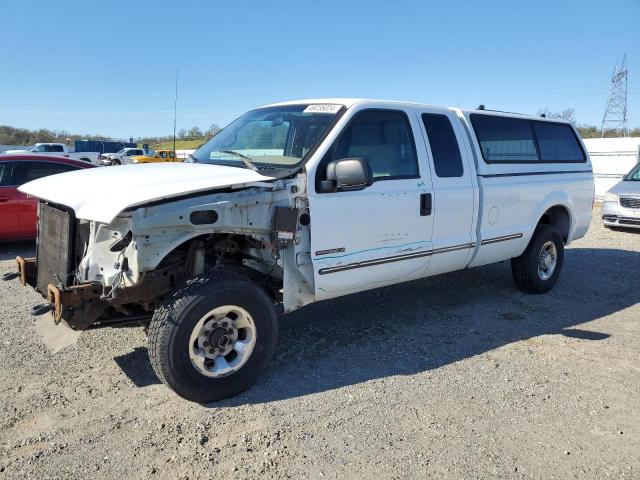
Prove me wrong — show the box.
[601,55,629,137]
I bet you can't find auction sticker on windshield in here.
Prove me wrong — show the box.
[303,104,342,114]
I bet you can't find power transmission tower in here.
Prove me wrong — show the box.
[600,55,628,137]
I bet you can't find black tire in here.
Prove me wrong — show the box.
[148,272,278,403]
[511,225,564,294]
[112,160,121,166]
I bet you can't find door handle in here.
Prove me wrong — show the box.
[420,193,432,216]
[0,196,10,203]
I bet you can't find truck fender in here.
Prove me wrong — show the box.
[525,190,574,245]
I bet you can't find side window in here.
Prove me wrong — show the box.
[47,145,64,153]
[34,145,46,152]
[13,162,63,184]
[50,164,78,174]
[333,110,418,180]
[532,122,585,162]
[0,162,16,186]
[421,113,464,177]
[160,152,167,158]
[470,114,538,163]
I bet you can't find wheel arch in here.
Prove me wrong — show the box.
[149,231,279,296]
[528,191,575,245]
[537,205,571,243]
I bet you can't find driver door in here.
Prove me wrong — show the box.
[308,108,434,300]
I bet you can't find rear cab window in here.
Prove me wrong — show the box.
[421,113,464,177]
[470,114,585,164]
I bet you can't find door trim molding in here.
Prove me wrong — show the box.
[317,242,475,275]
[479,233,523,245]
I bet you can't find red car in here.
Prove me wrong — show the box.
[0,154,95,241]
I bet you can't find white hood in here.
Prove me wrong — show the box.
[19,162,274,223]
[4,149,30,154]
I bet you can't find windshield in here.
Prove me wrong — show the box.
[116,148,126,154]
[191,104,343,170]
[625,163,640,181]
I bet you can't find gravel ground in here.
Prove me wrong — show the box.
[0,205,639,479]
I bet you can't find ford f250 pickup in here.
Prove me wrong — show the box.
[5,99,594,403]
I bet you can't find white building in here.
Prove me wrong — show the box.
[583,137,640,198]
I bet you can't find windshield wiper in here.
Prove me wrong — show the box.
[219,150,258,171]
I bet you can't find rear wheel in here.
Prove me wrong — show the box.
[511,225,564,294]
[148,272,278,403]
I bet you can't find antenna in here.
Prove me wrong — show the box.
[173,69,178,155]
[600,55,628,137]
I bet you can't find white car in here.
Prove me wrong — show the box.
[11,98,594,403]
[99,147,147,166]
[3,143,99,163]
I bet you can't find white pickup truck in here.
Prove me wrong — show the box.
[9,99,594,403]
[3,143,99,163]
[99,147,147,166]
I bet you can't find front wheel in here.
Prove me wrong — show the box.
[511,225,564,294]
[148,272,278,403]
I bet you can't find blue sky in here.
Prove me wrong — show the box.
[2,0,639,138]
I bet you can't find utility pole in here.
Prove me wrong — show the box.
[173,69,178,155]
[600,55,628,137]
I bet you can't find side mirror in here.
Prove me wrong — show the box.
[320,157,373,193]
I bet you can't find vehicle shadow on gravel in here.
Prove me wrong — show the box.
[114,347,160,387]
[220,247,640,406]
[0,241,35,261]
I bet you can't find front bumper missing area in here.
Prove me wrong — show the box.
[14,256,103,328]
[46,283,101,325]
[16,256,36,287]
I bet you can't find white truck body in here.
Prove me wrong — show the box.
[15,98,594,402]
[3,143,99,163]
[19,99,594,310]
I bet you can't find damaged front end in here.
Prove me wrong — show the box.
[13,179,315,331]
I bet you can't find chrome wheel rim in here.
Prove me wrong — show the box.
[188,305,257,378]
[537,241,558,281]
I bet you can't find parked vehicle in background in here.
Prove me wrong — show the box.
[2,140,138,164]
[9,99,594,403]
[0,154,95,241]
[2,143,99,163]
[128,149,180,164]
[100,147,147,166]
[602,162,640,229]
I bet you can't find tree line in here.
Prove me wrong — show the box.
[0,123,222,148]
[0,125,117,146]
